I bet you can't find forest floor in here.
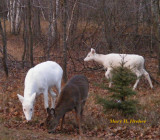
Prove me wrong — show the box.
[0,34,160,139]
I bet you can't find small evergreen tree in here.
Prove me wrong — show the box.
[97,61,138,116]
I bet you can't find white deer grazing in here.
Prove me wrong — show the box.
[84,48,153,90]
[17,61,63,121]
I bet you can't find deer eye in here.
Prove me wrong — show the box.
[24,109,26,112]
[30,109,33,112]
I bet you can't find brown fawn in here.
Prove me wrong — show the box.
[46,75,89,135]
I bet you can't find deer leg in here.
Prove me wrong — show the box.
[75,104,82,135]
[80,101,86,120]
[133,71,142,90]
[44,89,49,109]
[143,69,153,89]
[105,68,112,87]
[56,81,61,96]
[49,88,57,109]
[133,79,140,90]
[60,114,65,130]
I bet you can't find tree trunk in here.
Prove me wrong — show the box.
[134,0,139,34]
[62,0,67,82]
[32,6,41,38]
[9,0,21,35]
[47,0,53,60]
[102,0,113,52]
[150,0,153,54]
[0,18,8,77]
[158,24,160,75]
[67,0,79,48]
[22,0,33,67]
[156,0,160,75]
[47,0,58,59]
[22,7,28,68]
[15,0,21,33]
[27,0,34,67]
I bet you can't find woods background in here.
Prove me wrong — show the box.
[0,0,160,139]
[0,0,160,78]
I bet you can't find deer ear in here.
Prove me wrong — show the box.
[17,94,24,104]
[91,48,95,54]
[50,108,55,115]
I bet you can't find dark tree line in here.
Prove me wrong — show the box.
[0,0,160,79]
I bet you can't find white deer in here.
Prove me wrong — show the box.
[84,48,153,90]
[17,61,63,121]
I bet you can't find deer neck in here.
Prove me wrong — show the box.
[55,106,67,120]
[24,83,36,99]
[93,54,105,66]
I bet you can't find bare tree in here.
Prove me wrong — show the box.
[8,0,22,34]
[0,18,8,77]
[28,0,33,67]
[62,0,67,82]
[32,0,41,38]
[47,0,59,59]
[22,0,33,67]
[2,0,159,77]
[66,0,79,48]
[154,0,160,74]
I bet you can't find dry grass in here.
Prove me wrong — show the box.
[0,64,160,139]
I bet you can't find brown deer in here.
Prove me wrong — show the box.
[46,75,89,135]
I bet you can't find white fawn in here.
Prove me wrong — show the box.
[17,61,63,121]
[84,48,153,89]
